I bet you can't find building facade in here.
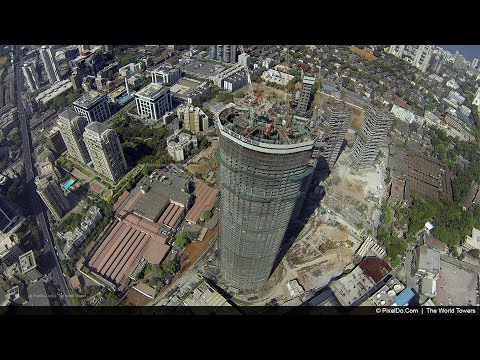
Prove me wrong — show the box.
[177,105,209,134]
[35,172,70,220]
[412,45,433,72]
[473,87,480,108]
[151,65,181,86]
[72,90,111,123]
[83,122,127,182]
[217,107,315,292]
[22,61,40,92]
[18,250,43,282]
[209,45,237,63]
[39,45,61,84]
[323,102,352,168]
[296,74,316,116]
[57,109,91,164]
[349,105,394,169]
[167,130,198,161]
[388,45,433,72]
[134,83,172,121]
[45,127,67,155]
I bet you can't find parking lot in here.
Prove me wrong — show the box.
[436,261,478,306]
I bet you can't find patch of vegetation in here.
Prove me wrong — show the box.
[111,114,171,168]
[215,91,234,104]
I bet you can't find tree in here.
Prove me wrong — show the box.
[161,260,176,275]
[103,291,120,306]
[202,210,212,221]
[468,249,480,259]
[287,78,296,92]
[174,231,191,248]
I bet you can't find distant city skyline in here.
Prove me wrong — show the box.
[440,45,480,62]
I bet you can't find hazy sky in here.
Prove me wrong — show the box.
[440,45,480,61]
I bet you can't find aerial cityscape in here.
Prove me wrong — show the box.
[1,44,479,314]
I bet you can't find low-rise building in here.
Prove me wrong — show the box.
[261,69,294,87]
[286,279,305,298]
[176,105,209,133]
[35,80,73,106]
[182,278,233,308]
[151,64,181,86]
[390,104,423,125]
[415,245,440,277]
[58,206,102,258]
[118,62,142,77]
[330,257,392,307]
[421,277,437,297]
[167,130,198,162]
[18,250,43,282]
[448,90,465,105]
[134,83,172,121]
[177,59,226,81]
[463,227,480,252]
[170,77,210,105]
[446,78,459,90]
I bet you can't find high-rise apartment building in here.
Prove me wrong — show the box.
[472,87,480,108]
[35,172,70,220]
[39,45,61,84]
[217,107,315,292]
[72,90,111,123]
[177,105,209,133]
[323,103,352,168]
[22,61,40,92]
[412,45,433,72]
[349,106,394,169]
[388,45,405,58]
[83,122,127,182]
[57,109,91,164]
[472,58,479,70]
[209,45,237,63]
[45,127,67,155]
[296,74,316,116]
[388,45,433,72]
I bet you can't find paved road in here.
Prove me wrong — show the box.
[12,45,70,305]
[152,234,219,306]
[440,254,480,274]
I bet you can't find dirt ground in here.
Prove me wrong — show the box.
[286,222,353,266]
[342,178,366,197]
[350,107,365,130]
[297,248,354,291]
[349,46,378,61]
[119,288,151,306]
[185,141,219,180]
[184,229,216,265]
[0,56,8,68]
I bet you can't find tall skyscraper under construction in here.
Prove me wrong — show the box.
[217,106,315,292]
[349,105,394,169]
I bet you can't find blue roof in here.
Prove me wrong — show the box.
[393,288,415,306]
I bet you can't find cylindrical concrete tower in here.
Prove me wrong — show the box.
[217,107,315,292]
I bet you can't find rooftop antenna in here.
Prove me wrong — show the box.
[239,44,255,127]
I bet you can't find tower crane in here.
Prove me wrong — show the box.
[239,44,255,127]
